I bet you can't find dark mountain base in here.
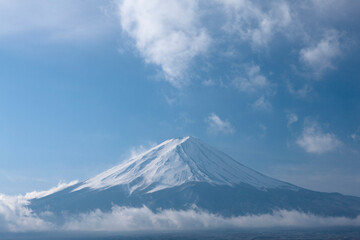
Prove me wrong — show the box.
[30,182,360,219]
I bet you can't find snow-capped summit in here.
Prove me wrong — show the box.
[74,136,293,193]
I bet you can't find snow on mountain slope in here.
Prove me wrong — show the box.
[74,136,295,194]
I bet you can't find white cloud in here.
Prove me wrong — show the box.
[287,83,313,98]
[220,0,292,47]
[0,0,115,41]
[252,96,272,112]
[0,202,359,233]
[0,180,78,232]
[0,198,360,232]
[297,122,341,154]
[206,113,235,135]
[202,79,215,87]
[287,113,298,127]
[300,30,342,77]
[57,206,360,231]
[0,194,52,232]
[129,141,158,159]
[310,0,359,20]
[350,134,359,142]
[259,123,267,131]
[233,64,268,92]
[117,0,210,87]
[258,123,267,137]
[350,128,360,142]
[232,64,273,112]
[24,180,78,200]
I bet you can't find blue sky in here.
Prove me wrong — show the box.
[0,0,360,196]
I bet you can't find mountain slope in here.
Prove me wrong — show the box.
[29,136,360,218]
[73,136,295,194]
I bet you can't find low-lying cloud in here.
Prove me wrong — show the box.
[0,194,52,232]
[1,191,360,232]
[63,206,360,232]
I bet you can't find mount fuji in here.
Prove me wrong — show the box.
[30,136,360,218]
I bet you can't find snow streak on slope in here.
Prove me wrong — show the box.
[74,137,294,193]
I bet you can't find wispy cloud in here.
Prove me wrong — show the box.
[117,0,210,87]
[287,83,313,99]
[233,63,269,93]
[287,112,298,127]
[297,121,341,154]
[206,113,235,135]
[129,141,158,159]
[220,0,292,48]
[300,30,342,78]
[252,96,272,112]
[0,0,354,90]
[202,79,216,87]
[24,181,78,200]
[350,128,360,142]
[0,0,115,41]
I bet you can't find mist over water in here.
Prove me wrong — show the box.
[1,228,360,240]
